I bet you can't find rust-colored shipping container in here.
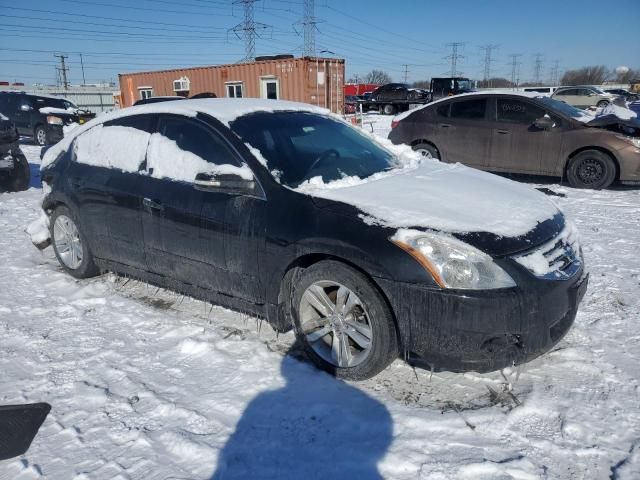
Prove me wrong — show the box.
[118,56,345,113]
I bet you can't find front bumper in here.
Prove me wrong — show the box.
[377,269,588,373]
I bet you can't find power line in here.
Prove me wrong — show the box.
[549,59,560,85]
[444,42,465,76]
[479,44,499,86]
[297,0,319,56]
[402,64,409,83]
[54,53,70,89]
[230,0,271,62]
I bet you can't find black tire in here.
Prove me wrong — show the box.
[411,142,440,160]
[50,206,99,279]
[34,125,48,146]
[382,104,397,115]
[6,153,31,192]
[291,260,399,380]
[566,150,616,189]
[596,100,610,109]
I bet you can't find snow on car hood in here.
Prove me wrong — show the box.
[298,161,559,238]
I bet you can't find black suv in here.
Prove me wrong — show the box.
[0,92,95,146]
[0,113,30,191]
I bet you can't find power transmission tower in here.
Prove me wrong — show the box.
[54,54,69,89]
[294,0,319,57]
[444,42,465,76]
[230,0,270,62]
[508,54,522,88]
[479,44,499,87]
[533,53,544,85]
[402,64,410,83]
[549,59,560,85]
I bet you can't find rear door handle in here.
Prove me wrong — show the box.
[143,197,164,211]
[439,123,451,128]
[497,129,510,134]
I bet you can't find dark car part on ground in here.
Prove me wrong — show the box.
[0,115,30,191]
[0,92,95,146]
[0,403,51,461]
[389,93,640,189]
[35,99,587,380]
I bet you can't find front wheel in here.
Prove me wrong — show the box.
[596,100,610,109]
[291,260,399,380]
[566,150,616,189]
[382,104,397,115]
[34,125,48,146]
[50,206,99,278]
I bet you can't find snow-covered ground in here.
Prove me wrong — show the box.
[1,132,639,479]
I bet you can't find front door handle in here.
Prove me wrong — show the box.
[439,123,451,129]
[143,197,164,211]
[497,129,510,134]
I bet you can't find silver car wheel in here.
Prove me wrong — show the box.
[416,148,433,158]
[53,215,83,270]
[299,281,373,368]
[36,128,47,146]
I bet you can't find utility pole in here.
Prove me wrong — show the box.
[402,64,409,83]
[549,59,560,85]
[508,54,522,89]
[54,54,69,89]
[79,53,86,86]
[444,42,465,76]
[533,53,544,85]
[479,44,498,87]
[230,0,270,62]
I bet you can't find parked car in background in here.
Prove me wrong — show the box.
[551,86,617,109]
[367,83,430,114]
[523,86,559,95]
[389,92,640,189]
[133,96,186,106]
[344,95,359,114]
[32,98,588,379]
[0,112,30,191]
[0,92,95,146]
[430,77,474,101]
[604,88,639,102]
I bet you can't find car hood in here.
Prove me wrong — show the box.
[303,162,561,246]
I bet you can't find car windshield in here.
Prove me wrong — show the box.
[230,111,398,187]
[456,79,474,91]
[34,96,77,110]
[538,96,592,119]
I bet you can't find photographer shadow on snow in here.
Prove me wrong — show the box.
[211,345,393,480]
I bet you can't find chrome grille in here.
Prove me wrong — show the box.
[514,228,583,280]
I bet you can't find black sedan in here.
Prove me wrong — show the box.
[33,99,587,380]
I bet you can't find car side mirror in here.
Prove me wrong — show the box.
[534,116,554,130]
[0,403,51,461]
[194,172,255,194]
[20,104,32,112]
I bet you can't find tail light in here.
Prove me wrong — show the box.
[391,120,400,129]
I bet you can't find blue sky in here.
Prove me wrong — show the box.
[0,0,638,86]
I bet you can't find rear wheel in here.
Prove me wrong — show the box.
[596,100,610,109]
[34,125,47,146]
[50,206,99,279]
[382,104,397,115]
[291,260,399,380]
[566,150,616,189]
[412,142,440,160]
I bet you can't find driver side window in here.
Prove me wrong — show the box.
[147,116,249,184]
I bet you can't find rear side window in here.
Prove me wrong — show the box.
[497,99,545,124]
[73,115,152,172]
[147,116,251,183]
[450,98,487,120]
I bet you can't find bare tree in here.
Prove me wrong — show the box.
[363,70,392,85]
[561,65,610,85]
[613,68,640,84]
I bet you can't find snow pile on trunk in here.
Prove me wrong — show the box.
[599,103,637,120]
[147,133,253,182]
[298,160,559,237]
[76,124,150,172]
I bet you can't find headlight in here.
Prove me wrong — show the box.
[47,116,63,125]
[391,230,516,290]
[616,135,640,149]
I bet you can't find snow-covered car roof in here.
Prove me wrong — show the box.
[42,98,330,168]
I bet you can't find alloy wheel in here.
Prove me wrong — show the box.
[416,148,433,159]
[299,281,373,368]
[36,128,47,146]
[53,215,83,269]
